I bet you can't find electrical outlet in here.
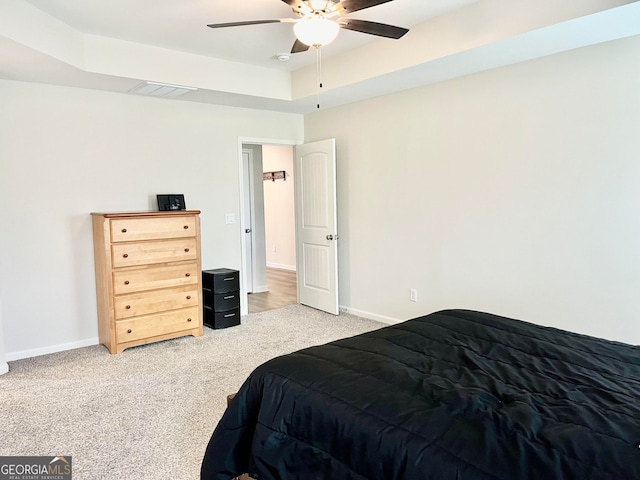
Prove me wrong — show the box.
[410,289,418,302]
[225,213,235,224]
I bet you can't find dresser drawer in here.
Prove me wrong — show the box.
[110,216,196,242]
[202,269,240,294]
[113,262,199,295]
[116,307,199,343]
[204,291,240,312]
[112,238,197,268]
[115,286,199,319]
[204,306,240,329]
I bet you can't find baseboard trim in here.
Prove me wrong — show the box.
[6,337,100,362]
[0,362,8,375]
[266,263,296,272]
[4,308,398,361]
[252,285,269,293]
[339,306,402,325]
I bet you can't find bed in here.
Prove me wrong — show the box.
[200,309,640,479]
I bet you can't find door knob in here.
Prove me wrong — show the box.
[326,234,333,240]
[245,228,252,233]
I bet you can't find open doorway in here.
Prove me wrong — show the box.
[241,142,297,314]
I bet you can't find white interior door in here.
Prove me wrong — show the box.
[295,138,339,315]
[242,149,254,294]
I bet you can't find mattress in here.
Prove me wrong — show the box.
[201,309,640,479]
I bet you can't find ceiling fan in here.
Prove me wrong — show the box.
[206,0,409,54]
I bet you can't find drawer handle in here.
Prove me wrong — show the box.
[187,318,192,322]
[184,225,189,229]
[224,277,235,281]
[121,228,127,233]
[123,253,129,258]
[125,305,131,309]
[124,280,130,285]
[224,313,236,318]
[224,295,235,300]
[184,248,190,252]
[186,295,191,300]
[185,273,191,277]
[127,329,132,334]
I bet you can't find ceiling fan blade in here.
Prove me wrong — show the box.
[291,39,311,54]
[335,0,393,15]
[281,0,310,14]
[207,19,284,29]
[339,18,408,39]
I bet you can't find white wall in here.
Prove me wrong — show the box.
[305,35,640,344]
[0,298,8,374]
[2,34,638,359]
[0,80,303,359]
[263,145,296,271]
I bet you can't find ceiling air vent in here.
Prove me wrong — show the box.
[129,81,197,98]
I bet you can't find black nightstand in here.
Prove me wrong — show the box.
[202,268,240,329]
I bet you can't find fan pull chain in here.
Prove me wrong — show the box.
[316,45,322,109]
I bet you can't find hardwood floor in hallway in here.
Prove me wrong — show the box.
[248,267,297,314]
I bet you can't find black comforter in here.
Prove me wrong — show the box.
[201,309,640,479]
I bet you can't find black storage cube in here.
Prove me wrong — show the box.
[202,268,241,329]
[202,268,239,293]
[204,306,240,330]
[213,292,240,311]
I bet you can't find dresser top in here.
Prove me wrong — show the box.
[91,210,201,218]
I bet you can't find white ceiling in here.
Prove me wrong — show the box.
[2,0,640,114]
[20,0,477,71]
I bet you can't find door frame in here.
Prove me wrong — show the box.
[237,136,299,316]
[242,147,255,294]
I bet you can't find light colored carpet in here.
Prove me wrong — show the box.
[0,305,384,479]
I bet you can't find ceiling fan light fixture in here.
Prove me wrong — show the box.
[294,16,340,47]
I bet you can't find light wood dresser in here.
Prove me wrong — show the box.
[91,210,203,354]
